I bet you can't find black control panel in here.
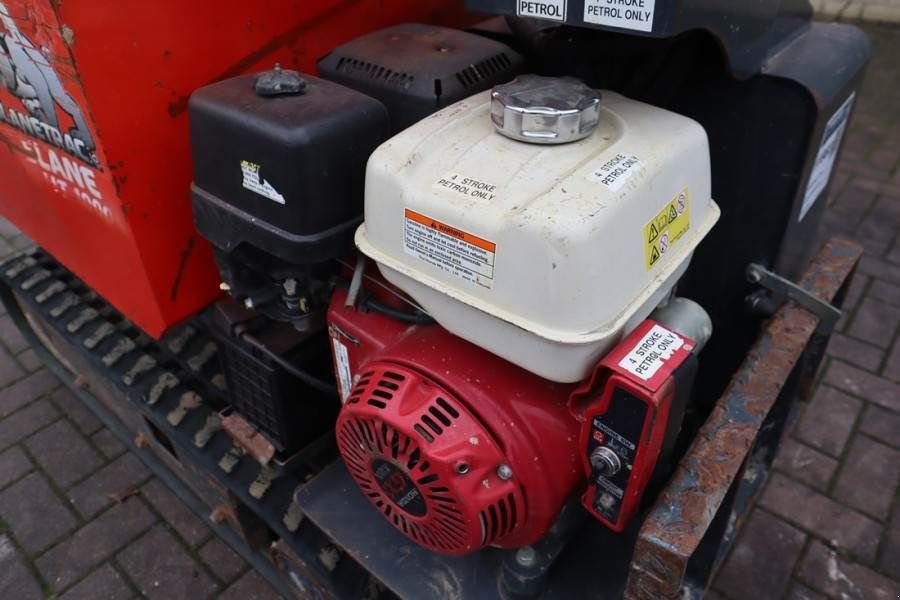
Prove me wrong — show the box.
[586,387,647,523]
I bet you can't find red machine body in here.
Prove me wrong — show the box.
[569,321,696,531]
[0,0,469,337]
[328,286,582,555]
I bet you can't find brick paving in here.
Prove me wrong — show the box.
[710,23,900,600]
[0,267,278,589]
[0,23,895,600]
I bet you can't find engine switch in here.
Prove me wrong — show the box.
[590,446,622,478]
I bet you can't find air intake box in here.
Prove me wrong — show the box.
[189,72,389,266]
[209,299,338,454]
[317,23,524,132]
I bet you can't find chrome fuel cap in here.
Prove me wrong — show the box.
[491,75,601,144]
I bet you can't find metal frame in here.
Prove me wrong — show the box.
[625,237,862,599]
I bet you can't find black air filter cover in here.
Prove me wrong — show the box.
[317,23,524,132]
[189,72,389,265]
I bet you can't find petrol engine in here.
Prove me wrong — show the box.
[330,74,718,553]
[0,0,870,595]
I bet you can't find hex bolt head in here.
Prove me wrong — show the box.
[497,464,513,480]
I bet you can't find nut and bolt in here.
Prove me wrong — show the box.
[497,464,513,480]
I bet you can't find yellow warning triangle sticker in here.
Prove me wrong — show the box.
[650,245,661,265]
[648,223,659,243]
[668,205,678,223]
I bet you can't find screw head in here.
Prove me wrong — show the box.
[497,464,513,480]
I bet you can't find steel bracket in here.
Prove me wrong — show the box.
[746,262,842,333]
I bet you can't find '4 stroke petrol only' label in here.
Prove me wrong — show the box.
[618,324,685,381]
[583,0,656,32]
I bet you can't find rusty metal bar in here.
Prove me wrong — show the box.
[624,237,863,600]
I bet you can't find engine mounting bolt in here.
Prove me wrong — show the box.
[497,464,513,480]
[218,282,231,292]
[747,265,762,284]
[454,462,470,475]
[515,546,537,568]
[244,297,254,309]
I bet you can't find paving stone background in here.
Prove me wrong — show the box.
[709,22,900,600]
[0,19,897,600]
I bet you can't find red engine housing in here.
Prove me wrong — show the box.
[329,286,582,555]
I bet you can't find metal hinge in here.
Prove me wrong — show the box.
[746,263,842,333]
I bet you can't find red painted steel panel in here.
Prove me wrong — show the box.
[0,0,469,336]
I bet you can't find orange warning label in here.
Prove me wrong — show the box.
[404,210,496,251]
[403,209,496,289]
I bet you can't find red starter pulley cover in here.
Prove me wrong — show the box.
[336,362,524,554]
[329,286,582,556]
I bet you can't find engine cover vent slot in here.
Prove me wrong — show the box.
[317,24,524,133]
[334,57,414,89]
[455,53,513,88]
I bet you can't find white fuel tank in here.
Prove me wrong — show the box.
[356,76,720,382]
